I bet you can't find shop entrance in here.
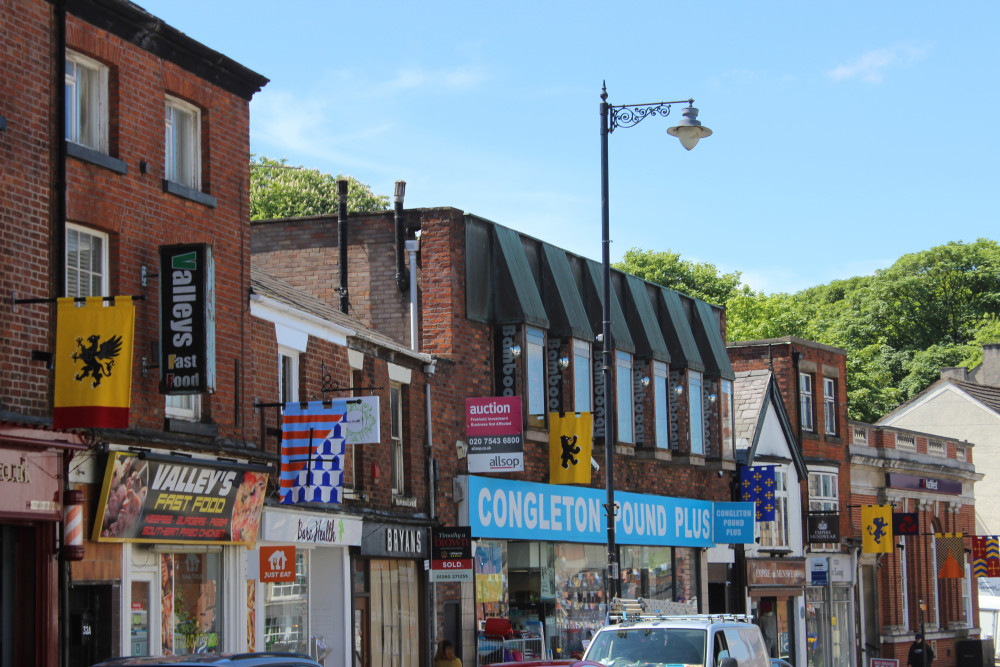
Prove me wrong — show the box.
[68,583,115,667]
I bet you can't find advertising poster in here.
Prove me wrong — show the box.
[466,396,524,473]
[92,452,267,545]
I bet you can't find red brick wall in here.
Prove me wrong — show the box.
[2,1,259,444]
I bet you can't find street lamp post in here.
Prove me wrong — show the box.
[599,82,711,603]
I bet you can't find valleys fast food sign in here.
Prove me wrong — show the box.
[93,452,267,545]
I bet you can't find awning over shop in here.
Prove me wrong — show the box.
[655,288,704,373]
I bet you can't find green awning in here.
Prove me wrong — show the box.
[540,243,593,340]
[622,274,670,362]
[692,300,735,380]
[656,288,704,372]
[574,258,634,353]
[493,225,549,328]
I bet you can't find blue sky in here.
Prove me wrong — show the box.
[137,1,999,295]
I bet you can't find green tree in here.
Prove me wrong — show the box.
[614,247,749,305]
[249,155,390,220]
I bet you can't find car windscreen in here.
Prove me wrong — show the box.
[584,627,707,666]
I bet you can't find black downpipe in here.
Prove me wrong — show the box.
[55,4,70,667]
[791,347,801,440]
[337,179,349,314]
[393,180,408,291]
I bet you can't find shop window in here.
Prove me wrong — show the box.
[689,371,704,455]
[66,223,108,297]
[65,51,108,152]
[720,379,735,459]
[390,383,405,495]
[160,551,222,655]
[799,373,814,432]
[573,339,592,414]
[370,559,420,667]
[554,543,606,657]
[653,361,669,449]
[165,95,201,190]
[808,470,839,552]
[473,540,508,619]
[823,378,837,435]
[758,469,789,548]
[265,550,308,653]
[526,327,546,427]
[616,351,634,444]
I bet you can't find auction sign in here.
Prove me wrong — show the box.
[430,527,473,583]
[466,396,523,473]
[92,452,267,545]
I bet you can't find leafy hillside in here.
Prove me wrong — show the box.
[617,239,1000,422]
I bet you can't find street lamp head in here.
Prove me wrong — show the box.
[667,106,712,151]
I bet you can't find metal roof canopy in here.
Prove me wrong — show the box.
[619,274,671,362]
[655,287,704,373]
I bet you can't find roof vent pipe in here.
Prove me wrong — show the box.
[337,178,350,314]
[394,181,408,291]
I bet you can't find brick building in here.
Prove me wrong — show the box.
[252,205,746,664]
[728,337,856,667]
[848,421,981,667]
[2,0,266,664]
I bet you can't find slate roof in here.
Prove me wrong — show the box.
[733,369,771,446]
[250,267,431,363]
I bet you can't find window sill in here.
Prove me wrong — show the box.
[66,141,127,174]
[163,179,218,208]
[164,417,218,438]
[673,453,706,467]
[635,447,672,462]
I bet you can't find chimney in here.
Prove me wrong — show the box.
[974,343,1000,386]
[941,367,968,382]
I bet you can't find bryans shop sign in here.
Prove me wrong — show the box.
[159,244,215,395]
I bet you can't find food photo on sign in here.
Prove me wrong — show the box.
[92,452,268,545]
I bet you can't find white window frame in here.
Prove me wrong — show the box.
[165,95,201,190]
[526,327,546,419]
[823,377,837,435]
[800,372,814,432]
[65,50,108,152]
[653,361,669,449]
[808,470,839,552]
[720,379,735,459]
[165,393,201,421]
[689,370,704,455]
[759,468,789,548]
[390,382,405,495]
[65,223,109,297]
[615,350,634,444]
[278,346,300,404]
[573,339,592,414]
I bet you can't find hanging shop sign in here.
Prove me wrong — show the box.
[713,502,755,544]
[361,522,429,558]
[260,545,297,583]
[807,512,841,544]
[746,558,807,588]
[92,452,266,545]
[467,475,715,547]
[466,396,524,473]
[261,508,363,546]
[159,243,215,395]
[430,527,473,583]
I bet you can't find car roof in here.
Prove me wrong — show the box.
[91,653,321,667]
[595,615,756,632]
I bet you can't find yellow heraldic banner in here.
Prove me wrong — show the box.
[862,504,894,553]
[549,412,593,484]
[54,296,135,429]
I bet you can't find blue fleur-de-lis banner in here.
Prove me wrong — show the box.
[740,465,776,522]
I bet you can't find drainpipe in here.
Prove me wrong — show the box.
[337,178,349,314]
[406,239,419,350]
[424,362,437,666]
[394,181,408,292]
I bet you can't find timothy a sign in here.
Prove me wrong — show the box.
[159,244,216,394]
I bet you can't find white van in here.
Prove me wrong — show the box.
[582,599,771,667]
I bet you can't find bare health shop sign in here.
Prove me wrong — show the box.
[93,452,267,545]
[466,396,524,473]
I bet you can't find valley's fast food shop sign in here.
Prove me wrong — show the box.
[92,452,268,545]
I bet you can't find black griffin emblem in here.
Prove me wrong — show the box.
[560,434,581,469]
[71,334,123,387]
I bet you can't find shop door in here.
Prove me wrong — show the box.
[68,584,114,667]
[353,596,369,667]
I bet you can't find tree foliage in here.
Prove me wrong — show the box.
[249,155,390,220]
[622,239,1000,423]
